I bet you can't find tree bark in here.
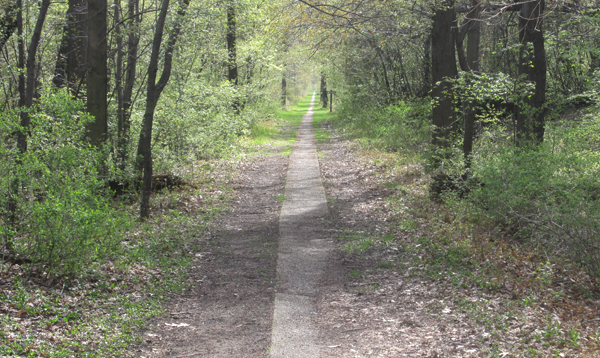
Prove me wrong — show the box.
[86,0,108,146]
[281,76,287,107]
[421,35,432,97]
[320,73,328,108]
[53,26,69,88]
[53,0,88,94]
[516,0,546,145]
[227,1,239,113]
[117,0,140,170]
[137,0,190,219]
[114,0,123,160]
[431,1,458,151]
[17,0,51,154]
[463,0,481,162]
[6,0,25,253]
[466,0,481,73]
[374,45,392,104]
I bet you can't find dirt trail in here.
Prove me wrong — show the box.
[133,153,287,357]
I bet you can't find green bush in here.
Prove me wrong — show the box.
[23,181,128,277]
[469,112,600,275]
[147,82,279,174]
[0,91,131,278]
[336,98,431,154]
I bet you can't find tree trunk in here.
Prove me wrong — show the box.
[17,0,51,154]
[466,0,481,72]
[53,0,88,94]
[516,0,547,145]
[53,27,69,88]
[117,0,140,170]
[396,51,412,97]
[375,46,392,104]
[431,1,458,151]
[320,74,328,108]
[281,76,287,107]
[6,0,25,253]
[86,0,107,146]
[227,1,239,113]
[137,0,190,219]
[463,0,481,162]
[114,0,123,160]
[421,35,432,97]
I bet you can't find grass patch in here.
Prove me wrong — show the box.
[378,261,394,269]
[248,120,279,146]
[349,270,364,279]
[312,104,333,142]
[243,93,315,154]
[339,232,373,253]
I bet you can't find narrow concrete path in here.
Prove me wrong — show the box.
[270,93,331,357]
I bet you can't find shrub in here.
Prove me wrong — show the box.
[0,91,131,278]
[469,111,600,276]
[336,98,431,155]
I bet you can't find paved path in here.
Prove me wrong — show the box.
[270,93,332,357]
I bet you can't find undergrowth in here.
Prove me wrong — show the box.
[0,164,231,357]
[242,93,314,155]
[329,97,600,356]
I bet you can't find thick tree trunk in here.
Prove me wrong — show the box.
[227,1,239,113]
[466,0,481,72]
[463,0,481,162]
[86,0,108,146]
[137,0,190,219]
[53,0,88,94]
[516,0,547,145]
[320,74,328,108]
[68,0,88,95]
[431,2,458,151]
[53,28,69,88]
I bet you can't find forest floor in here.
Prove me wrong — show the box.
[3,97,598,357]
[132,101,600,357]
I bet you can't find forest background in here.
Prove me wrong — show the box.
[1,0,600,356]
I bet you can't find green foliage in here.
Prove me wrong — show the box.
[469,111,600,276]
[23,186,129,277]
[451,71,518,105]
[336,98,431,156]
[0,91,131,278]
